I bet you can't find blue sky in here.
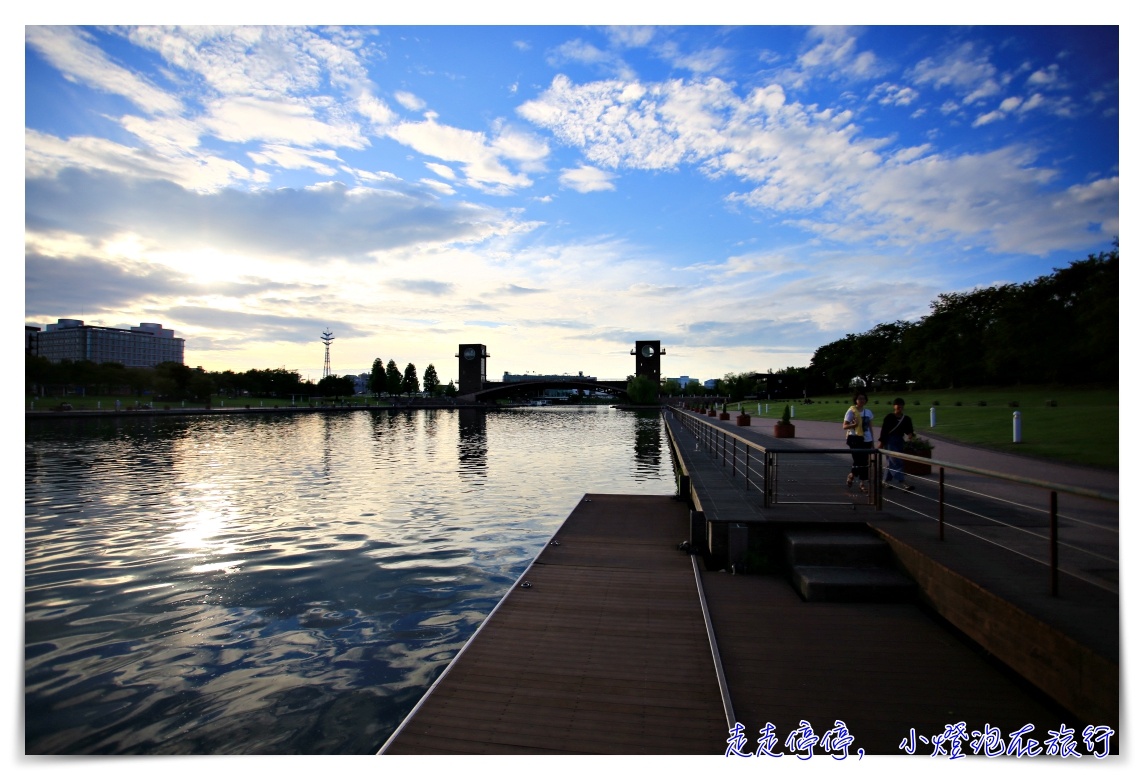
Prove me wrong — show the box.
[23,17,1119,384]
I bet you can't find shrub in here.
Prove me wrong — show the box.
[977,400,987,406]
[1008,401,1019,408]
[903,437,934,455]
[954,400,962,406]
[1046,399,1058,407]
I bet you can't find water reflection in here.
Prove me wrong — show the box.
[25,406,672,754]
[457,408,488,480]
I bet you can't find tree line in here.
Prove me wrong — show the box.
[803,248,1117,394]
[657,246,1117,402]
[26,355,456,402]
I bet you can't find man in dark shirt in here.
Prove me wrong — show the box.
[877,397,916,490]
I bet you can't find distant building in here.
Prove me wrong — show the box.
[31,319,185,368]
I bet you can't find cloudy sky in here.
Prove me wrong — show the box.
[23,20,1119,384]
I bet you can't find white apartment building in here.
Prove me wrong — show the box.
[31,319,185,368]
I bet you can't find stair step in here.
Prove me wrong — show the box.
[785,529,892,567]
[791,565,915,602]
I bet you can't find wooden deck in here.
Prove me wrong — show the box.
[381,493,729,754]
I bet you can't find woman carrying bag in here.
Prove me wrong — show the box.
[843,392,875,493]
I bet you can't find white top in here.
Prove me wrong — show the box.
[844,407,874,442]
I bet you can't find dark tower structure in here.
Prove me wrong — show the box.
[456,344,490,396]
[321,329,335,378]
[631,340,665,383]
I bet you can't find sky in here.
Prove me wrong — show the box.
[23,16,1120,385]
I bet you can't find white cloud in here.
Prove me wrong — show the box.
[395,91,426,111]
[909,40,1012,108]
[202,96,368,148]
[870,83,919,107]
[26,26,182,116]
[248,144,342,175]
[521,69,1115,255]
[387,117,534,192]
[425,162,457,180]
[559,166,616,193]
[25,128,261,192]
[798,27,882,81]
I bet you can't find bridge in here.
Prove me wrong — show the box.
[454,340,665,404]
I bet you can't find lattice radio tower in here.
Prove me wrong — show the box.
[320,328,335,378]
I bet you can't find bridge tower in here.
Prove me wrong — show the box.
[631,340,665,383]
[456,344,490,395]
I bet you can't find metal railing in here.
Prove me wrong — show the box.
[666,406,1119,596]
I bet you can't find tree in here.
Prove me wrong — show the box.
[402,363,420,395]
[720,371,758,402]
[662,378,681,396]
[443,380,458,398]
[317,374,355,398]
[625,374,658,404]
[385,360,402,396]
[369,358,385,397]
[423,364,440,396]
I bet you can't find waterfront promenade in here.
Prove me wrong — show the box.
[383,409,1119,756]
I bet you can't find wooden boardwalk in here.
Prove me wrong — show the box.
[382,493,729,754]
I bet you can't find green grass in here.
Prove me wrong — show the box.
[726,386,1118,471]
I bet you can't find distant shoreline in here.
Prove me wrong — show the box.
[25,402,661,421]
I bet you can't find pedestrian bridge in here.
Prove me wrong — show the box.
[459,377,629,403]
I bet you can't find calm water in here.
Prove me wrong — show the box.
[25,406,674,754]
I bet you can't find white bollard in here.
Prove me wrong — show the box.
[790,404,795,419]
[1013,411,1022,443]
[930,407,936,427]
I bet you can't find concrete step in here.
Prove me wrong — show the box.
[784,529,894,568]
[791,564,916,602]
[785,528,915,602]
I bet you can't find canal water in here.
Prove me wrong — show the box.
[24,406,675,754]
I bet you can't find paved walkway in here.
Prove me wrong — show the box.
[667,407,1119,737]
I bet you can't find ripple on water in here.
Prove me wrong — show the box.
[25,407,673,754]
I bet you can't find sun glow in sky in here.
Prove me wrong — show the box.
[23,9,1120,384]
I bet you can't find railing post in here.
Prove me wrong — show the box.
[938,467,945,541]
[731,439,737,477]
[1050,490,1059,596]
[763,451,772,508]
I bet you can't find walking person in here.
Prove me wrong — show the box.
[877,397,916,491]
[843,391,875,493]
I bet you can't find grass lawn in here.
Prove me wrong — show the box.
[726,386,1118,471]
